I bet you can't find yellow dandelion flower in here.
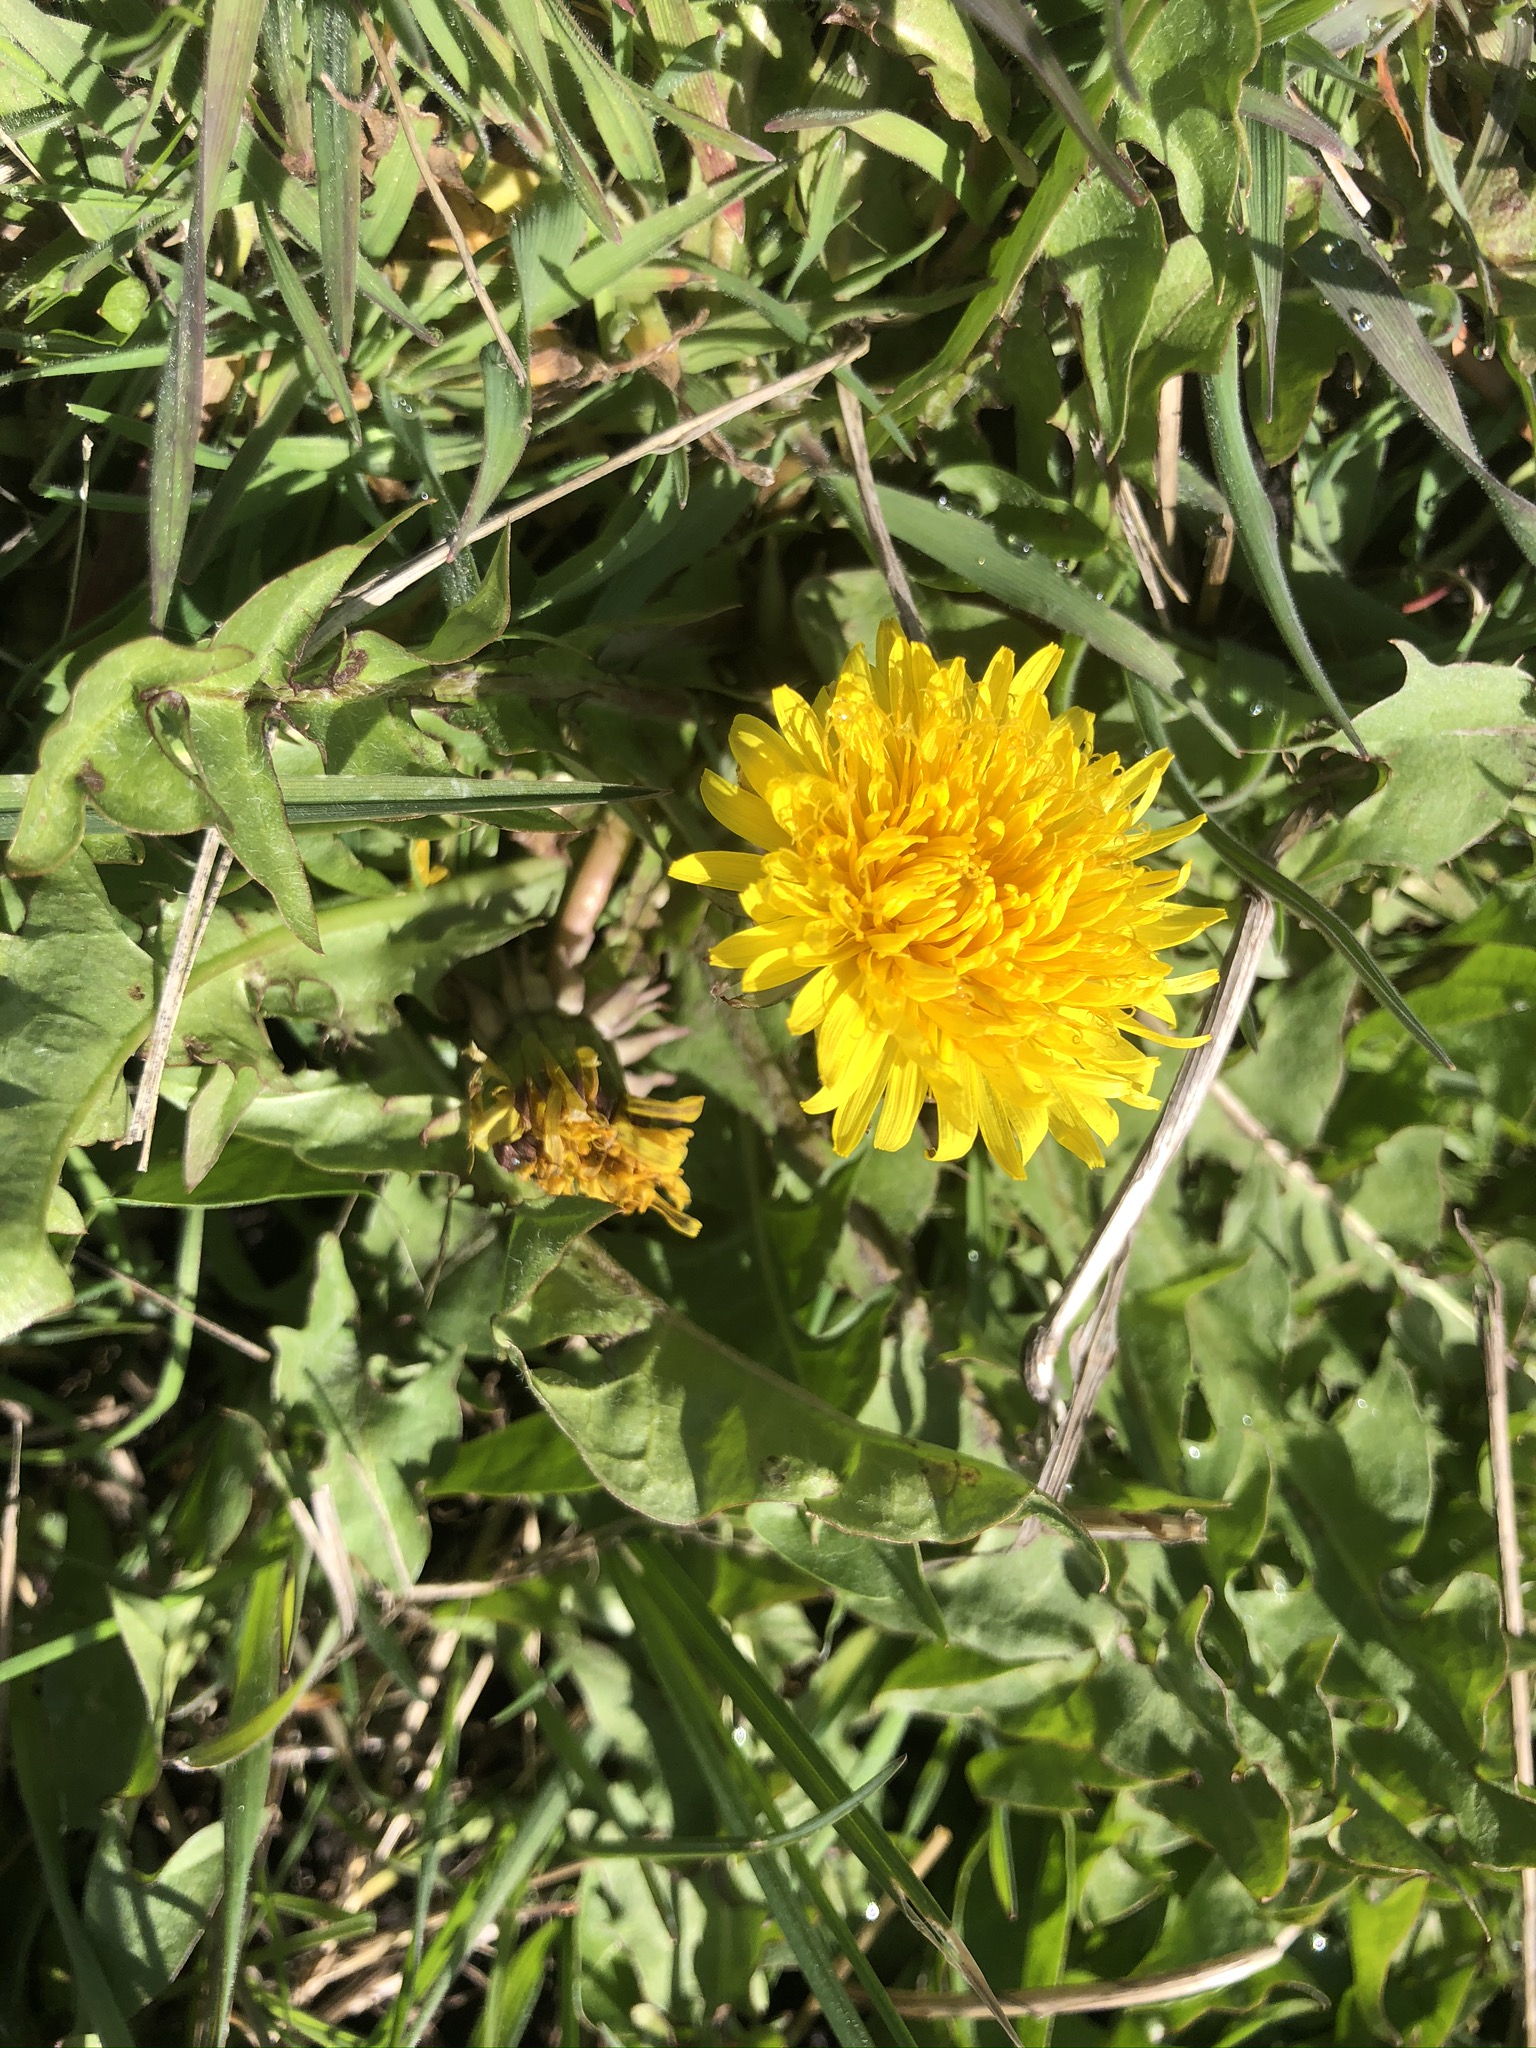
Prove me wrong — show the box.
[670,623,1223,1178]
[467,1039,704,1235]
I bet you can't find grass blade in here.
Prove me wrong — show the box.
[608,1550,899,2048]
[836,474,1183,689]
[452,342,531,555]
[253,199,361,441]
[627,1541,1022,2047]
[1201,332,1366,754]
[1244,48,1290,418]
[308,0,363,359]
[1297,190,1536,572]
[954,0,1145,205]
[211,1554,286,2048]
[149,0,267,623]
[10,1679,135,2045]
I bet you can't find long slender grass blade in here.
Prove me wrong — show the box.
[10,1681,135,2046]
[453,342,531,554]
[211,1556,285,2048]
[1297,191,1536,571]
[1201,333,1366,754]
[628,1541,1023,2046]
[1245,50,1290,419]
[149,0,268,622]
[308,0,363,358]
[253,200,361,441]
[954,0,1145,204]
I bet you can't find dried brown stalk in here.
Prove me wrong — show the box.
[329,343,868,633]
[1457,1216,1536,2034]
[127,830,232,1169]
[551,814,634,1015]
[73,1247,271,1361]
[1156,374,1182,548]
[879,1925,1303,2018]
[836,381,925,642]
[1022,888,1276,1401]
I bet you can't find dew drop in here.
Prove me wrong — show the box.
[1242,1413,1253,1426]
[1093,590,1104,602]
[1312,1933,1328,1953]
[935,492,950,509]
[1350,307,1373,333]
[967,1247,980,1264]
[1186,1443,1202,1460]
[1427,38,1448,62]
[1513,998,1530,1013]
[1017,540,1033,555]
[732,1724,747,1747]
[864,1902,881,1922]
[1055,557,1069,570]
[395,395,415,415]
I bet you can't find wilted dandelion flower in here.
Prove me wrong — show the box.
[670,623,1221,1177]
[468,1039,703,1235]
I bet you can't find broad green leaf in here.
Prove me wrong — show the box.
[1117,0,1259,255]
[0,854,153,1343]
[426,529,513,662]
[6,640,229,873]
[512,1241,1041,1542]
[83,1818,225,2016]
[1292,644,1535,883]
[1043,166,1166,456]
[426,1410,599,1498]
[1350,943,1536,1128]
[272,1233,462,1587]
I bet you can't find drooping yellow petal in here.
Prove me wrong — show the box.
[669,850,765,892]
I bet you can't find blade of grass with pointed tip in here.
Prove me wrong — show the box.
[149,0,268,622]
[453,342,531,553]
[1201,333,1366,754]
[1127,676,1456,1069]
[1244,49,1289,419]
[1420,72,1498,319]
[830,474,1182,689]
[541,0,663,187]
[1464,8,1533,210]
[625,1541,1023,2048]
[1297,190,1536,571]
[253,200,360,442]
[954,0,1144,205]
[607,1550,903,2048]
[1239,80,1360,165]
[182,364,308,583]
[308,0,362,358]
[211,1555,285,2048]
[487,0,621,240]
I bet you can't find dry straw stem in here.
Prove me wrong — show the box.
[880,1924,1303,2019]
[74,1248,272,1362]
[836,381,925,642]
[1022,886,1277,1401]
[551,813,634,1014]
[1456,1215,1536,2034]
[127,829,233,1169]
[0,1401,28,1767]
[1219,1082,1476,1336]
[327,342,868,632]
[358,15,525,386]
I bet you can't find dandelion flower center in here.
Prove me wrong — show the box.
[670,624,1221,1177]
[468,1041,703,1234]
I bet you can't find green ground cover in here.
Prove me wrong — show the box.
[4,0,1536,2040]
